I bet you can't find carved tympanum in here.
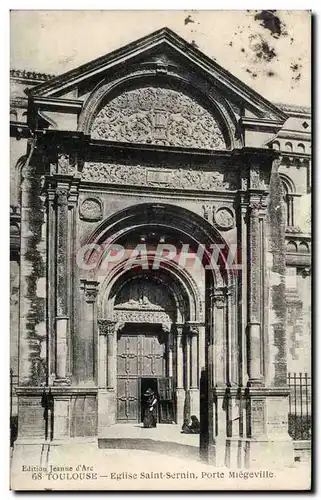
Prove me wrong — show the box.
[91,86,226,150]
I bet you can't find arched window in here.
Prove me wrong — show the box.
[286,241,297,253]
[297,143,305,153]
[10,109,17,122]
[280,174,296,227]
[272,140,280,151]
[285,141,293,152]
[298,242,309,253]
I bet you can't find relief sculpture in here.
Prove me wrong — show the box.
[82,162,236,191]
[91,86,227,150]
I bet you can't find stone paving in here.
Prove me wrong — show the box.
[11,425,311,491]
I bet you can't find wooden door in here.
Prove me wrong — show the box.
[117,334,140,422]
[158,377,175,423]
[116,327,167,422]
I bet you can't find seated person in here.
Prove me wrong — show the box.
[181,418,190,434]
[181,415,200,434]
[189,415,200,434]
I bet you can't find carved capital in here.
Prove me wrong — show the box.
[212,286,229,308]
[56,187,68,206]
[248,198,267,217]
[81,279,99,303]
[98,319,116,336]
[185,322,199,336]
[161,323,172,334]
[175,323,185,336]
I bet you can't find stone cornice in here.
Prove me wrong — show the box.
[10,69,55,82]
[285,231,311,240]
[24,27,287,122]
[239,117,284,131]
[274,102,311,118]
[15,386,98,396]
[32,96,83,112]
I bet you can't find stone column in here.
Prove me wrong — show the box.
[106,322,116,390]
[97,320,117,431]
[175,324,185,424]
[198,324,206,375]
[54,185,70,385]
[83,280,99,383]
[212,287,228,387]
[190,332,199,390]
[212,287,230,448]
[247,203,264,386]
[46,187,56,383]
[186,334,191,390]
[186,323,199,418]
[168,331,174,378]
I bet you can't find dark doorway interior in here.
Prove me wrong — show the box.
[140,377,158,422]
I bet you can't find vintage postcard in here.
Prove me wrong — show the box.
[10,10,311,490]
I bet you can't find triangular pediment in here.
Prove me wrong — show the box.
[29,27,287,124]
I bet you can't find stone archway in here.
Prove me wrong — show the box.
[80,202,236,434]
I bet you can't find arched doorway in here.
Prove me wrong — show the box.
[82,203,236,432]
[111,271,181,424]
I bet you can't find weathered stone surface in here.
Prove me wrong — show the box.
[82,162,237,191]
[91,86,226,150]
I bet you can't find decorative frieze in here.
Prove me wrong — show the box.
[98,319,116,336]
[113,309,172,325]
[81,162,237,192]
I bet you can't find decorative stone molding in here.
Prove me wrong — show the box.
[300,267,311,278]
[285,226,302,234]
[202,204,211,220]
[56,188,68,206]
[184,322,200,336]
[91,86,226,150]
[281,155,310,168]
[82,162,237,191]
[98,319,116,336]
[113,309,172,325]
[56,153,76,175]
[213,206,235,230]
[10,69,55,81]
[57,153,70,174]
[250,166,269,190]
[83,280,99,303]
[212,286,229,308]
[79,197,103,222]
[78,62,241,148]
[241,165,249,191]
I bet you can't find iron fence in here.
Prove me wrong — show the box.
[288,372,311,441]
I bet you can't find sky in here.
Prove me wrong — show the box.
[10,10,311,106]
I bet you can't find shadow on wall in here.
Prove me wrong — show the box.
[10,416,18,448]
[98,438,200,463]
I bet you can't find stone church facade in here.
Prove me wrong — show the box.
[10,28,311,466]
